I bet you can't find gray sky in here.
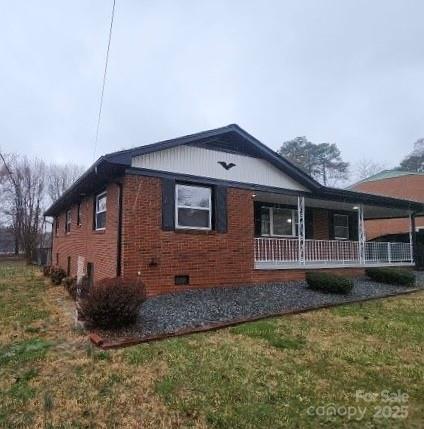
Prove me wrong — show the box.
[1,0,423,173]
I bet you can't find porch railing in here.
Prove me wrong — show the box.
[254,238,413,266]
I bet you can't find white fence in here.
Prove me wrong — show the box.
[254,238,413,266]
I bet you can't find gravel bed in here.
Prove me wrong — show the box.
[97,274,424,341]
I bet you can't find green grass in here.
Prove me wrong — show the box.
[0,260,423,428]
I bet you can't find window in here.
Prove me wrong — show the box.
[65,209,71,233]
[334,214,349,240]
[67,256,71,276]
[95,192,107,230]
[77,202,81,226]
[56,253,59,265]
[175,184,212,230]
[55,218,59,236]
[260,206,296,237]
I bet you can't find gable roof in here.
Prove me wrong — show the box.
[44,124,424,216]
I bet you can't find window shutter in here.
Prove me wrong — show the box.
[328,211,335,240]
[214,185,227,233]
[92,196,96,230]
[349,212,358,241]
[305,207,314,239]
[254,201,262,236]
[162,178,175,231]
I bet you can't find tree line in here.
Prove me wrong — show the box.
[0,152,83,263]
[277,136,424,186]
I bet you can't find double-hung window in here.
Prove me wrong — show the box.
[65,209,71,233]
[95,192,107,230]
[334,214,349,240]
[175,184,212,230]
[260,206,296,237]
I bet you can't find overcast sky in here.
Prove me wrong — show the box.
[1,0,423,174]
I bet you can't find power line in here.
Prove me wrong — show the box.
[93,0,117,161]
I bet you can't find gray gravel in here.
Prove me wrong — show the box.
[99,274,424,340]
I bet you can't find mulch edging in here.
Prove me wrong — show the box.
[89,287,423,350]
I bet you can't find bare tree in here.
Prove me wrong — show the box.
[0,153,47,262]
[47,163,84,203]
[354,158,387,181]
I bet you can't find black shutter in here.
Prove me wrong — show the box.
[349,212,358,241]
[92,196,96,230]
[254,201,262,236]
[214,185,228,233]
[305,207,314,239]
[328,211,335,240]
[162,178,175,231]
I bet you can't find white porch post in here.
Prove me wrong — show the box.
[358,204,366,264]
[297,196,305,265]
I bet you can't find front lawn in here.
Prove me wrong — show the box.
[0,260,423,428]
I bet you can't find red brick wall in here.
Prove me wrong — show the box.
[51,182,120,282]
[313,209,330,240]
[121,175,363,296]
[352,175,424,239]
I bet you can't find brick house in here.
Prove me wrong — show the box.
[350,171,424,240]
[45,125,423,296]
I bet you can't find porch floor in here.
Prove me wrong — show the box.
[93,274,424,343]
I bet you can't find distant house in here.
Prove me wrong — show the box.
[44,125,423,296]
[350,170,424,241]
[0,227,16,255]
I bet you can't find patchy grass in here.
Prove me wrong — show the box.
[0,260,423,428]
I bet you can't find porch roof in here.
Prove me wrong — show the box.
[253,189,422,220]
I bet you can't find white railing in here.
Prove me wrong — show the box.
[254,238,413,266]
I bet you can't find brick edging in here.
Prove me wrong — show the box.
[88,287,424,350]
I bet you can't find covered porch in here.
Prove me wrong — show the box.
[253,190,416,270]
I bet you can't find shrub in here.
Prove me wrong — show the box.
[365,267,415,287]
[79,278,146,329]
[63,276,77,300]
[50,267,66,286]
[42,265,52,277]
[306,271,354,294]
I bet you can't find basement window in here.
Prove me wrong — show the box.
[334,214,349,240]
[95,192,107,230]
[175,184,212,230]
[175,275,189,286]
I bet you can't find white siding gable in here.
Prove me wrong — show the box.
[131,145,309,191]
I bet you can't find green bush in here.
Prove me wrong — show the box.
[306,272,354,294]
[63,276,77,300]
[80,278,146,329]
[50,267,66,286]
[365,267,415,287]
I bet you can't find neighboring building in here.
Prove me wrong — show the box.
[45,125,423,296]
[350,170,424,240]
[0,227,15,255]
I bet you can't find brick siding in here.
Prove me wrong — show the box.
[51,182,120,283]
[51,174,365,296]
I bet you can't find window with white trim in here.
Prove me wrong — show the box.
[334,214,349,240]
[260,206,296,237]
[175,184,212,230]
[65,209,71,233]
[95,192,107,230]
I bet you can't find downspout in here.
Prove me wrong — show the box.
[116,182,123,276]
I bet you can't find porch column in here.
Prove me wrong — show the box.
[358,204,366,264]
[409,212,416,264]
[297,196,305,265]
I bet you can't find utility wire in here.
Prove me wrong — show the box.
[92,0,117,161]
